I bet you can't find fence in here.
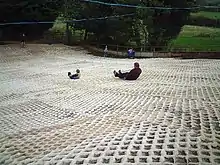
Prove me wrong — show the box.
[83,44,220,59]
[85,43,220,53]
[1,29,220,55]
[39,31,220,53]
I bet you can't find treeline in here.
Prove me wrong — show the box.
[0,0,63,40]
[67,0,195,49]
[1,0,197,49]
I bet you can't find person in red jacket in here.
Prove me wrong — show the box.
[113,62,142,80]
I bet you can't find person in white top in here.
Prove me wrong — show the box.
[104,45,108,57]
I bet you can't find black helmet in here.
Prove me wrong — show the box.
[76,69,80,73]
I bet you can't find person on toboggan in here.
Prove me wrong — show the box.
[113,62,142,80]
[68,69,81,79]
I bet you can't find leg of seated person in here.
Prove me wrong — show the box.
[114,70,128,79]
[70,74,78,79]
[114,70,119,77]
[118,71,128,79]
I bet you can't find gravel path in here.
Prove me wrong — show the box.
[0,44,220,165]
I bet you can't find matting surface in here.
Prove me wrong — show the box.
[0,44,220,165]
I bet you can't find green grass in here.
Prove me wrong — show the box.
[170,25,220,51]
[191,11,220,20]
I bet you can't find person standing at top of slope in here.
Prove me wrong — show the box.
[128,48,135,58]
[21,33,26,48]
[104,45,108,57]
[113,62,142,80]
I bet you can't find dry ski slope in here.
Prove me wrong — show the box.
[0,44,220,165]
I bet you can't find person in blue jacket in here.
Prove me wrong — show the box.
[128,48,135,58]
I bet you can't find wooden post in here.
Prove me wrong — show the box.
[66,22,71,45]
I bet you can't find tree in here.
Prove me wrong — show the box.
[72,0,115,41]
[71,0,140,45]
[0,0,63,40]
[69,0,195,48]
[138,0,196,50]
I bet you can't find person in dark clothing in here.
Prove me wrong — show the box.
[21,33,26,48]
[113,62,142,80]
[68,69,81,79]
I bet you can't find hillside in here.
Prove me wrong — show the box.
[191,11,220,20]
[205,0,220,5]
[170,25,220,51]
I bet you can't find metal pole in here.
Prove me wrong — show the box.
[64,0,67,16]
[64,0,70,45]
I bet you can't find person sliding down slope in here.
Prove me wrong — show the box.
[68,69,81,79]
[113,62,142,80]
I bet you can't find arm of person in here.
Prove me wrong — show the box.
[125,69,135,79]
